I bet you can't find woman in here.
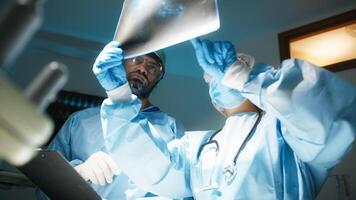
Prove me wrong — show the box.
[100,38,355,199]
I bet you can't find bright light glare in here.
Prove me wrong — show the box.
[290,24,356,67]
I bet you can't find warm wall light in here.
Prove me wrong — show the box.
[346,23,356,37]
[279,9,356,72]
[290,24,356,67]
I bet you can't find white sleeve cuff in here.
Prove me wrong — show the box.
[221,53,254,91]
[106,83,133,102]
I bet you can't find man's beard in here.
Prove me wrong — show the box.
[129,80,154,98]
[127,72,156,98]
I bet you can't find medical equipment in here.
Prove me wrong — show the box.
[25,62,68,112]
[0,0,68,166]
[0,62,67,166]
[114,0,220,59]
[196,112,263,187]
[0,0,44,70]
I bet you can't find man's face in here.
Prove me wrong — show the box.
[124,55,163,98]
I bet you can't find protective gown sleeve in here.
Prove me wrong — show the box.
[221,58,355,169]
[101,83,192,198]
[47,112,83,166]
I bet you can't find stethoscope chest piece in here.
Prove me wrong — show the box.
[223,164,237,185]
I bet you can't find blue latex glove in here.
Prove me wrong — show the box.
[93,41,127,91]
[192,38,245,110]
[191,38,237,81]
[208,74,246,110]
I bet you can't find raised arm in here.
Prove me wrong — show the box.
[95,42,192,197]
[222,54,355,168]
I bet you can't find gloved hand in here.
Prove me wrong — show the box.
[93,41,127,91]
[191,38,237,81]
[192,38,246,110]
[74,151,119,186]
[208,75,246,111]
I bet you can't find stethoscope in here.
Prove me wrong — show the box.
[196,111,264,186]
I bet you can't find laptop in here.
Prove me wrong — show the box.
[18,150,101,200]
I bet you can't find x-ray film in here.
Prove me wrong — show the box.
[114,0,220,59]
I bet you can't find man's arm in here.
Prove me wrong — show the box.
[93,40,191,197]
[100,92,192,198]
